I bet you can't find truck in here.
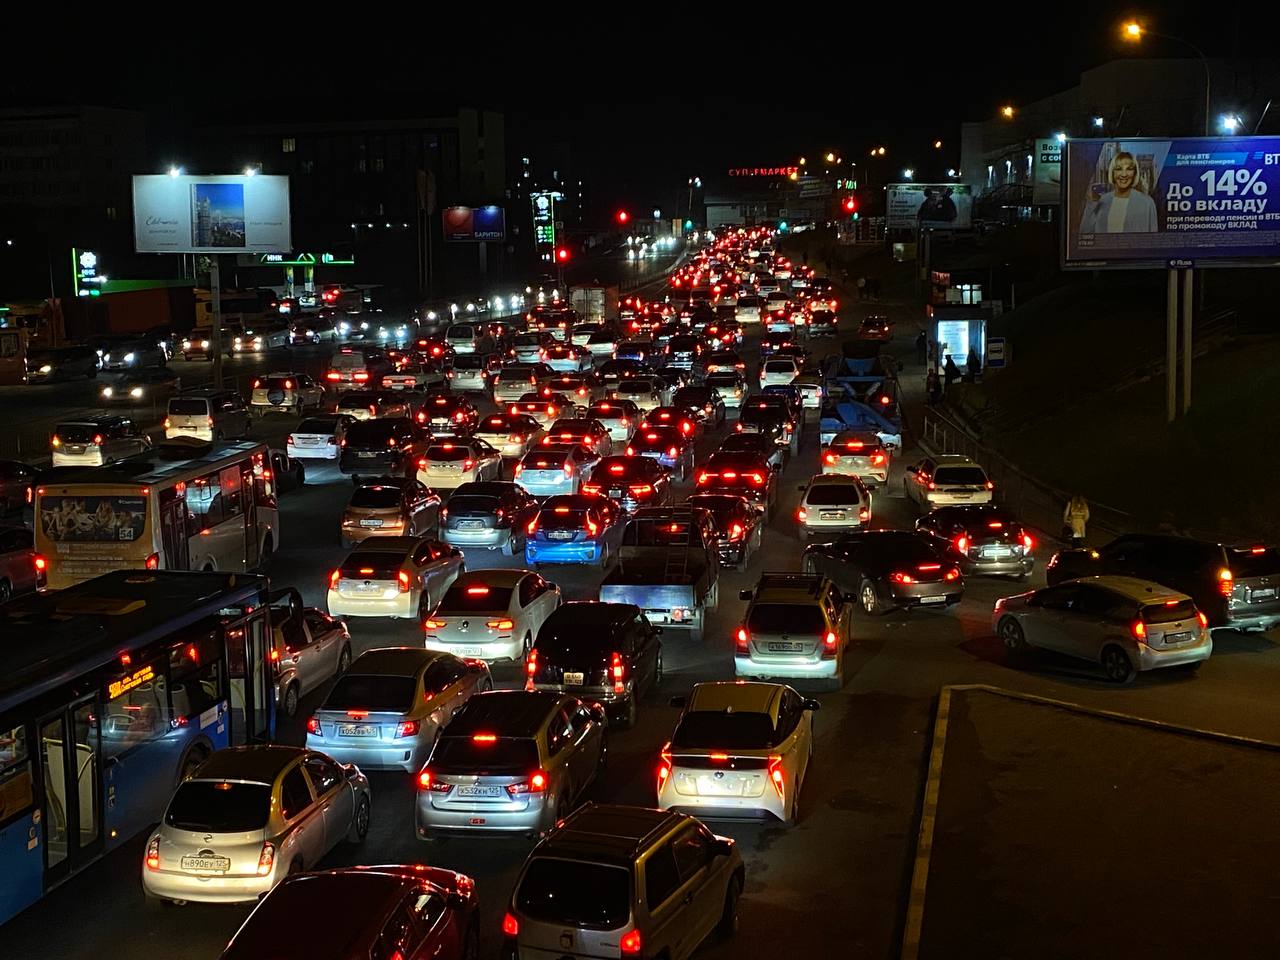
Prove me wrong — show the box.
[569,284,620,324]
[818,343,904,453]
[599,506,721,641]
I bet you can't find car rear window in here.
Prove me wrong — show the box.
[764,361,796,372]
[296,417,338,433]
[673,711,775,749]
[1229,546,1280,577]
[447,325,475,339]
[427,445,471,462]
[706,374,740,386]
[523,451,569,470]
[452,355,488,370]
[165,781,271,833]
[54,424,102,443]
[748,604,824,635]
[324,675,417,714]
[1142,599,1200,624]
[540,508,589,530]
[345,421,403,445]
[331,353,369,371]
[617,382,652,395]
[167,399,210,416]
[350,487,401,509]
[447,495,500,514]
[806,483,862,506]
[934,467,988,486]
[339,553,404,577]
[517,858,631,929]
[430,736,539,773]
[496,369,536,383]
[439,583,515,612]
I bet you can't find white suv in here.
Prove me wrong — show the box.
[904,455,993,511]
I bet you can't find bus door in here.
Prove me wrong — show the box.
[224,610,274,745]
[240,462,259,570]
[35,697,102,887]
[159,487,190,571]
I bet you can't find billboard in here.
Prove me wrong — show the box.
[886,184,973,230]
[1064,137,1280,267]
[443,205,506,242]
[1032,138,1062,206]
[132,175,290,254]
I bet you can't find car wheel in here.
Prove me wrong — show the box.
[998,617,1028,655]
[717,874,743,940]
[783,789,800,827]
[417,594,431,622]
[178,744,210,783]
[501,533,516,557]
[347,794,371,844]
[859,580,881,616]
[620,695,637,729]
[522,632,534,658]
[282,683,300,719]
[1102,645,1136,685]
[596,542,610,568]
[337,645,352,674]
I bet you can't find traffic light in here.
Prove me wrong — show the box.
[555,247,570,263]
[843,196,858,214]
[616,209,630,225]
[683,219,693,230]
[777,221,789,232]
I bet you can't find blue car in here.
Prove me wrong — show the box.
[525,494,619,567]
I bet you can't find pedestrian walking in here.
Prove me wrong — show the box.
[1063,494,1090,546]
[966,347,981,382]
[943,355,960,389]
[915,331,928,365]
[925,369,941,404]
[857,276,867,300]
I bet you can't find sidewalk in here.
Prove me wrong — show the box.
[907,686,1280,959]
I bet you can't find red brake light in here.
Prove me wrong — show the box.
[525,649,538,675]
[486,619,516,630]
[1022,533,1034,550]
[735,627,749,654]
[620,930,643,956]
[888,571,915,584]
[398,570,412,592]
[395,720,419,738]
[824,452,838,465]
[306,716,321,735]
[944,567,961,581]
[34,554,48,572]
[955,536,969,553]
[1197,611,1209,628]
[328,569,341,589]
[1132,619,1147,641]
[466,585,491,595]
[1218,568,1234,597]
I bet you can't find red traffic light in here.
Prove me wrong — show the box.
[555,247,570,262]
[616,210,630,224]
[843,196,858,213]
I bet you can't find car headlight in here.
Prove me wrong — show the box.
[39,364,52,374]
[130,386,143,398]
[182,339,192,349]
[359,321,369,331]
[123,352,136,364]
[306,329,314,338]
[201,340,210,349]
[102,386,113,397]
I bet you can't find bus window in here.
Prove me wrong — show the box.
[102,661,171,758]
[219,466,243,520]
[168,635,223,721]
[0,724,34,822]
[186,472,224,535]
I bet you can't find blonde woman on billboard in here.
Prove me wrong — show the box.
[1079,151,1158,233]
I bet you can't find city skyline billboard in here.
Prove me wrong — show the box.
[886,183,973,231]
[1063,136,1280,267]
[443,205,506,242]
[132,174,291,254]
[1032,138,1062,206]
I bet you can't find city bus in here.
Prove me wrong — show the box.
[0,569,278,925]
[35,440,281,590]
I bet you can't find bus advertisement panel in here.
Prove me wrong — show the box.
[1063,136,1280,267]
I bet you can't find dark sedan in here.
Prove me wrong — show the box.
[915,505,1036,580]
[685,493,765,571]
[26,346,99,382]
[582,455,673,512]
[672,386,727,428]
[338,418,420,478]
[100,367,182,404]
[802,530,964,615]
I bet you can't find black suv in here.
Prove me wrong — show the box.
[1047,533,1280,631]
[527,602,663,727]
[338,417,419,478]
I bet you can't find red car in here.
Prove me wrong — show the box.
[219,865,478,960]
[858,316,893,341]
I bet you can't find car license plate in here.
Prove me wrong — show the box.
[919,595,946,604]
[1165,631,1193,645]
[359,519,383,528]
[563,671,585,685]
[181,855,230,872]
[819,511,845,520]
[1251,588,1276,601]
[457,520,483,529]
[457,646,484,657]
[984,546,1012,558]
[456,785,503,798]
[950,494,971,500]
[608,488,623,498]
[767,641,804,652]
[338,724,377,737]
[548,530,574,540]
[358,451,377,458]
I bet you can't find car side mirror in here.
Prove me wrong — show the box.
[739,589,753,601]
[802,698,821,711]
[447,892,468,911]
[712,837,735,858]
[669,696,687,709]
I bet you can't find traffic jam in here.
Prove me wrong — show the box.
[7,226,1280,960]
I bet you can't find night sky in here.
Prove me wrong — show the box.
[2,6,1270,212]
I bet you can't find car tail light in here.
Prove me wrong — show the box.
[326,371,341,381]
[888,571,915,584]
[767,755,786,797]
[955,536,969,554]
[306,716,321,735]
[423,618,448,629]
[582,483,602,495]
[487,619,515,630]
[395,720,419,738]
[823,452,838,465]
[735,627,749,655]
[859,508,870,521]
[620,929,643,956]
[140,551,160,571]
[328,569,341,589]
[502,913,520,938]
[944,567,961,581]
[145,836,160,871]
[1197,611,1209,628]
[871,453,886,465]
[525,649,538,677]
[398,570,411,592]
[630,484,653,496]
[527,518,539,535]
[657,744,673,786]
[1022,533,1034,550]
[1218,567,1234,597]
[354,371,370,382]
[1131,619,1147,641]
[729,522,744,540]
[255,841,276,877]
[797,508,807,522]
[611,651,626,693]
[821,631,838,660]
[564,462,574,477]
[418,769,453,793]
[506,770,549,795]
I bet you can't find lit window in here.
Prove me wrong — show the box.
[282,137,296,154]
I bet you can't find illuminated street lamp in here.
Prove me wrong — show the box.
[1000,105,1015,120]
[168,165,183,177]
[1093,116,1105,128]
[799,156,807,166]
[933,139,943,149]
[1121,19,1211,134]
[1219,113,1243,134]
[903,169,914,180]
[1053,132,1068,143]
[824,152,836,163]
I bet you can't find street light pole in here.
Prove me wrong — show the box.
[1124,25,1211,135]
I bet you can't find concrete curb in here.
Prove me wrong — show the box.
[899,683,1280,959]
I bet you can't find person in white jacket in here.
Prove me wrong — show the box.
[1064,494,1090,546]
[1079,152,1158,234]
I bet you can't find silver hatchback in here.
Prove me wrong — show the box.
[142,746,370,904]
[415,690,607,839]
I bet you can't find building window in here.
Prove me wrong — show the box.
[282,137,297,154]
[373,158,384,173]
[300,160,314,174]
[106,206,118,221]
[355,158,367,173]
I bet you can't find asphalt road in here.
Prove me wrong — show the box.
[6,289,1280,959]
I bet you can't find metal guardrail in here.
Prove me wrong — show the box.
[920,406,1134,547]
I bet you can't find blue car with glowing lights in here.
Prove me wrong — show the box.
[525,494,621,567]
